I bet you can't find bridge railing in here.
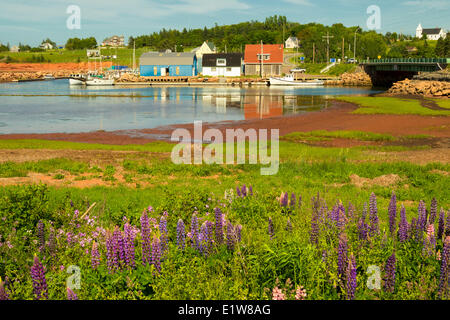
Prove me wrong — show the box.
[361,58,448,64]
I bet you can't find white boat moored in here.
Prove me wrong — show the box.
[269,74,324,86]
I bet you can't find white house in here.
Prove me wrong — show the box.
[191,41,217,59]
[285,36,299,49]
[202,53,242,77]
[416,24,447,40]
[40,42,53,50]
[10,45,20,53]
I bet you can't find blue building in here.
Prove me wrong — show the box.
[139,52,198,77]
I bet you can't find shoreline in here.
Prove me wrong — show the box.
[1,100,448,146]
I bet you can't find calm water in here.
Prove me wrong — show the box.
[0,80,382,134]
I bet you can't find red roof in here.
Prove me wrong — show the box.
[244,44,284,64]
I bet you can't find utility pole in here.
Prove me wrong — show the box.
[312,43,315,64]
[322,31,334,64]
[260,40,264,78]
[342,38,345,62]
[354,27,360,63]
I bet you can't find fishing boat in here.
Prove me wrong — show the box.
[69,74,86,85]
[85,74,114,86]
[269,74,324,86]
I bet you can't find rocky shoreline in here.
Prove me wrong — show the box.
[324,72,372,86]
[387,79,450,98]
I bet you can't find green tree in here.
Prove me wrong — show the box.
[435,38,446,57]
[358,32,387,59]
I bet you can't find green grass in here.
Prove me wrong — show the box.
[432,99,450,110]
[0,139,174,153]
[337,96,450,116]
[282,130,397,142]
[0,47,152,66]
[290,62,357,76]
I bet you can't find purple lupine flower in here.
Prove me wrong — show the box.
[236,186,241,197]
[446,211,450,238]
[337,233,348,283]
[357,217,368,241]
[159,216,168,256]
[429,198,438,225]
[151,235,161,273]
[384,252,396,293]
[140,210,152,266]
[124,222,136,268]
[176,219,186,250]
[369,193,379,237]
[241,185,247,197]
[91,241,100,269]
[114,227,126,268]
[37,220,45,250]
[249,186,253,196]
[214,208,223,245]
[346,254,357,300]
[191,212,201,251]
[347,202,355,223]
[67,287,78,300]
[310,209,319,245]
[298,194,302,209]
[226,221,235,251]
[290,193,296,207]
[105,232,116,272]
[0,277,9,300]
[437,208,445,241]
[388,192,397,236]
[199,221,213,256]
[398,205,409,242]
[417,200,427,233]
[268,217,274,240]
[235,224,242,242]
[438,236,450,296]
[337,202,346,230]
[286,218,293,233]
[30,255,48,300]
[281,192,289,207]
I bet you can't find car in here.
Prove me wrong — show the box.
[290,68,306,73]
[347,58,357,64]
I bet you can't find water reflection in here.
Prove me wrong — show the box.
[0,80,382,134]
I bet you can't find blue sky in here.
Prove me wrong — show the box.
[0,0,448,46]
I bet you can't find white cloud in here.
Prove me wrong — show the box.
[282,0,314,6]
[402,0,449,9]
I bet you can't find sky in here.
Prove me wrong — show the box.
[0,0,449,47]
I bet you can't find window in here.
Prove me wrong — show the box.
[226,67,232,72]
[211,67,217,72]
[176,66,180,75]
[216,58,226,66]
[257,54,271,61]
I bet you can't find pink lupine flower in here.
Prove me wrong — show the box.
[295,286,307,300]
[272,287,285,300]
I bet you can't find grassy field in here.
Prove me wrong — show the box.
[0,129,449,300]
[337,96,450,116]
[0,47,151,66]
[291,61,358,76]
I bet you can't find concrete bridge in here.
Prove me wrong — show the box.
[360,58,449,87]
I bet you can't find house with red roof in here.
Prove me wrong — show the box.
[244,44,284,77]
